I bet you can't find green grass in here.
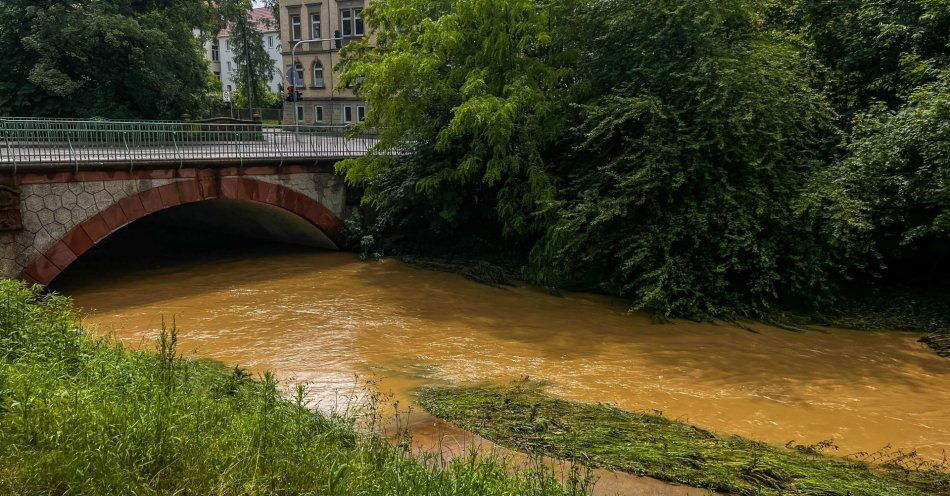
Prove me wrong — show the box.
[0,279,587,495]
[417,381,950,496]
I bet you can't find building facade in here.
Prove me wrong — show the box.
[278,0,370,125]
[204,8,284,99]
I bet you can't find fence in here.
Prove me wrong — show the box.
[215,108,284,122]
[0,118,379,170]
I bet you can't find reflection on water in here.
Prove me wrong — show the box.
[52,240,950,468]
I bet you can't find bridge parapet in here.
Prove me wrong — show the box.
[0,118,378,169]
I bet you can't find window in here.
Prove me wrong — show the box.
[314,105,324,122]
[311,13,321,39]
[340,9,352,37]
[296,105,304,121]
[267,35,273,48]
[226,84,232,92]
[354,8,364,36]
[357,105,366,122]
[291,14,301,41]
[344,106,353,123]
[226,39,232,50]
[226,61,232,73]
[294,63,305,86]
[211,41,219,61]
[312,61,324,88]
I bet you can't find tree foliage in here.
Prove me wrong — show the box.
[530,0,838,317]
[336,0,573,253]
[803,72,950,284]
[222,0,278,111]
[792,0,950,116]
[333,0,949,318]
[230,82,282,109]
[0,0,215,119]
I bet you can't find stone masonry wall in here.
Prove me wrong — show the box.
[0,178,181,281]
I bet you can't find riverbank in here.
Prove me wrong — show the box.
[417,381,950,496]
[0,280,583,495]
[385,255,950,358]
[812,287,950,358]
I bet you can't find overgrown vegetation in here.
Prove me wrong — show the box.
[0,279,587,495]
[417,381,950,496]
[338,0,950,325]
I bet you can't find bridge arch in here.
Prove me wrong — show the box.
[19,175,345,285]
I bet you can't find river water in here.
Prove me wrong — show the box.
[52,245,950,476]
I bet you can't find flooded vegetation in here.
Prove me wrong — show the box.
[418,381,949,495]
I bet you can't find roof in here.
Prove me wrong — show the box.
[219,8,277,37]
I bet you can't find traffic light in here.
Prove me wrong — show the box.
[285,86,302,102]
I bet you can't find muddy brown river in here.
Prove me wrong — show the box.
[52,248,950,488]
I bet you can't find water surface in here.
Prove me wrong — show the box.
[53,249,950,466]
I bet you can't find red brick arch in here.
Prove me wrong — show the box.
[20,176,345,285]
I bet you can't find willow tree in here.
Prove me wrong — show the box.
[336,0,573,255]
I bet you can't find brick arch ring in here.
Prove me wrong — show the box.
[20,176,345,286]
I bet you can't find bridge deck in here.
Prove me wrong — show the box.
[0,119,379,168]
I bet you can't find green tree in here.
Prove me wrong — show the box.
[335,0,573,254]
[222,0,277,111]
[0,0,214,119]
[802,71,950,284]
[783,0,950,116]
[531,0,838,317]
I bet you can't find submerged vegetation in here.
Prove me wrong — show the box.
[417,381,950,496]
[337,0,950,326]
[0,279,586,495]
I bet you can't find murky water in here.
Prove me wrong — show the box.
[53,248,950,472]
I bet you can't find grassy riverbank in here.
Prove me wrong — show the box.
[417,381,950,496]
[0,280,584,495]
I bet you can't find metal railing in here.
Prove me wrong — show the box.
[0,118,379,170]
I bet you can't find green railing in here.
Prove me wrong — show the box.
[0,118,379,169]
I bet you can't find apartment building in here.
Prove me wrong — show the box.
[279,0,370,125]
[204,8,283,99]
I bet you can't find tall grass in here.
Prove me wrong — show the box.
[0,279,585,495]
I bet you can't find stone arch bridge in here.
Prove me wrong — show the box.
[0,118,378,285]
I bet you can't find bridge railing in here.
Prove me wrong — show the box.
[0,118,380,169]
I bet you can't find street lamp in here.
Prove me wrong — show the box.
[290,36,344,127]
